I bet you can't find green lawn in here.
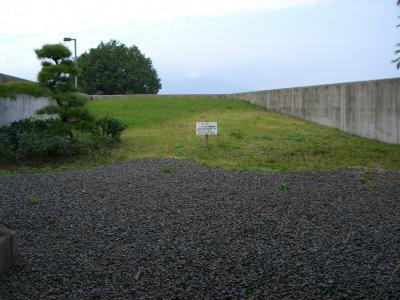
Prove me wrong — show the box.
[1,96,399,175]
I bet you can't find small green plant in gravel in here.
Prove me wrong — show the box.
[160,165,173,173]
[276,183,289,191]
[357,171,380,189]
[26,195,42,205]
[357,176,368,184]
[367,182,380,189]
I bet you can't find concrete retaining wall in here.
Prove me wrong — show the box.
[0,223,17,276]
[228,78,400,144]
[0,95,57,127]
[89,94,227,100]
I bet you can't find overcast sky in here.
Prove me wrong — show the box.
[1,0,399,93]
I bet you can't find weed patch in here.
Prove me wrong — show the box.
[174,144,184,149]
[357,171,381,189]
[276,183,289,191]
[230,130,244,139]
[160,165,173,173]
[26,195,42,205]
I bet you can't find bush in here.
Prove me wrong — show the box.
[0,131,13,159]
[0,115,127,164]
[95,115,127,141]
[0,119,79,162]
[15,131,78,160]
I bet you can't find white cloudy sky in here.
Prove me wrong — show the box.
[1,0,399,93]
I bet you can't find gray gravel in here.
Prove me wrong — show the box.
[0,158,399,299]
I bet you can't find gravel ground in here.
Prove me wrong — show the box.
[0,158,399,299]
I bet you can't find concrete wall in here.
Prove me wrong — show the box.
[0,95,57,127]
[89,94,227,100]
[0,223,17,276]
[228,78,400,144]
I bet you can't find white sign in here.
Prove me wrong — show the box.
[196,122,218,136]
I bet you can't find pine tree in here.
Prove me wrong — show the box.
[35,44,94,135]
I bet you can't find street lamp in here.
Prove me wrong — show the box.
[63,37,77,87]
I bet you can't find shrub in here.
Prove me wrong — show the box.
[95,115,127,141]
[36,93,96,135]
[0,119,79,162]
[15,131,78,160]
[0,131,13,159]
[0,116,127,164]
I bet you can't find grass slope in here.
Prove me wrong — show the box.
[1,96,399,175]
[87,96,400,171]
[0,82,51,99]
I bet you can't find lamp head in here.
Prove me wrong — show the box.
[64,37,72,41]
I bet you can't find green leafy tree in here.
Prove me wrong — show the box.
[35,44,94,135]
[77,40,161,94]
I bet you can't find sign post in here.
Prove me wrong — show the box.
[196,122,217,148]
